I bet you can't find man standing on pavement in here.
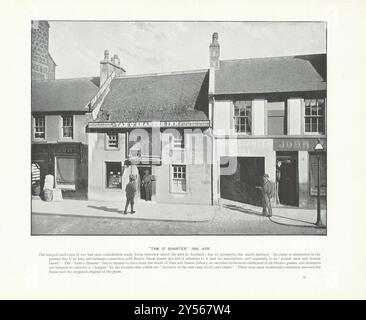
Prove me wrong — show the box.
[124,175,136,214]
[142,169,153,201]
[256,174,273,217]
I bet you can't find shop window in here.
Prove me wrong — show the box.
[106,132,119,149]
[309,153,327,196]
[106,162,122,189]
[171,165,187,193]
[56,157,76,190]
[34,115,45,139]
[233,101,251,133]
[62,115,73,138]
[304,99,325,134]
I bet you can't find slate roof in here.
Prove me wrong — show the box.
[95,70,209,122]
[215,54,326,95]
[31,77,100,112]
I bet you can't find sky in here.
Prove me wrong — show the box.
[48,21,326,79]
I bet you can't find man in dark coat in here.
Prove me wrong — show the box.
[124,175,136,214]
[142,170,153,201]
[256,174,273,217]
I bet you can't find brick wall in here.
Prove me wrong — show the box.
[31,20,56,80]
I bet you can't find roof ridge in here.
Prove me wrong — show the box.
[221,53,326,63]
[32,76,99,82]
[114,68,208,80]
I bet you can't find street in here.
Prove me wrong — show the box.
[31,199,326,235]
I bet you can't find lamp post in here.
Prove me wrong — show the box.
[314,139,324,226]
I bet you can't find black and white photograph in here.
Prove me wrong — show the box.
[30,21,327,235]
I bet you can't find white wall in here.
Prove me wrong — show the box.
[252,99,266,135]
[287,98,303,135]
[213,100,232,134]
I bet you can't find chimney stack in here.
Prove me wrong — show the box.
[104,49,109,61]
[113,54,120,66]
[100,50,126,87]
[209,32,220,69]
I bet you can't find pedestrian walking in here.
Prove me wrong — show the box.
[256,174,273,217]
[124,175,136,214]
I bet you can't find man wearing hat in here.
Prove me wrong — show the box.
[256,174,273,217]
[124,174,137,214]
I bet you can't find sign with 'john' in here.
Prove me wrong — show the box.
[274,138,327,151]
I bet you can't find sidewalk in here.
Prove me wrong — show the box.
[31,197,217,222]
[220,198,327,228]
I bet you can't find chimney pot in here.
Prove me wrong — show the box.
[104,50,109,60]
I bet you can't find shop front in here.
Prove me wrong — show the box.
[31,142,88,197]
[273,137,327,208]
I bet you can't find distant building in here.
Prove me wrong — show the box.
[31,20,57,80]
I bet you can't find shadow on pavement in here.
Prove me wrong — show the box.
[224,203,325,230]
[268,216,324,229]
[223,204,263,216]
[87,205,120,213]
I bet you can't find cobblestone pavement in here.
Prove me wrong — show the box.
[32,201,326,235]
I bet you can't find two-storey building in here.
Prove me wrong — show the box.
[209,33,326,209]
[87,69,213,205]
[31,48,125,197]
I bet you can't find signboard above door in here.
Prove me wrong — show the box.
[274,138,327,151]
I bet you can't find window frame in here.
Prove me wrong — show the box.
[170,165,187,194]
[233,100,252,134]
[61,115,74,139]
[33,115,46,140]
[304,98,326,135]
[172,130,185,149]
[106,131,119,150]
[54,156,76,190]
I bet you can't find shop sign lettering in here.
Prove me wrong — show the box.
[89,121,210,129]
[274,139,326,151]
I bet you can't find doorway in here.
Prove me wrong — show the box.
[138,166,153,200]
[276,151,298,206]
[220,156,265,206]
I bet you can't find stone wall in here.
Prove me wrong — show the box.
[31,20,56,80]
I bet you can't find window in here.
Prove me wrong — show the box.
[106,131,119,149]
[171,165,187,193]
[55,157,76,190]
[234,101,251,133]
[304,99,325,134]
[106,162,122,189]
[172,130,184,149]
[62,115,73,138]
[34,115,45,139]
